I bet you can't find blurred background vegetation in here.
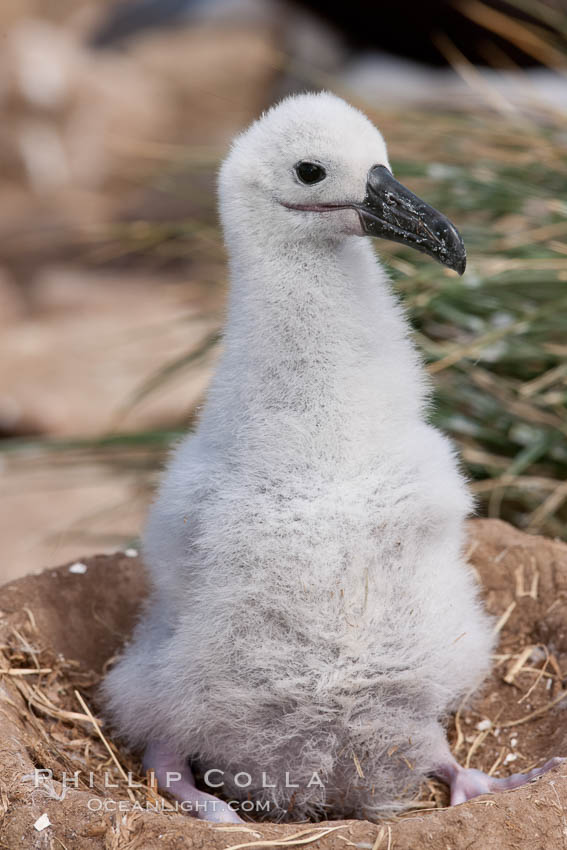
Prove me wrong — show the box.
[1,0,566,580]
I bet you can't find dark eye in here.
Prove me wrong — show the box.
[295,161,326,185]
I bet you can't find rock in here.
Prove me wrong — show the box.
[0,518,565,849]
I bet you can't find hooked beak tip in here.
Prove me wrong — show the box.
[444,255,466,276]
[440,230,466,276]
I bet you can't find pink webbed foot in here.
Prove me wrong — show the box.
[435,756,564,806]
[143,742,243,823]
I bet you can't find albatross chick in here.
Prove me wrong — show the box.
[103,92,562,822]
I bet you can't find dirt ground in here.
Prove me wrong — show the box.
[0,518,566,849]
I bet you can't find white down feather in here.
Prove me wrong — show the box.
[103,92,494,821]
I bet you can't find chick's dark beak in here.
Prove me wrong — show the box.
[355,165,466,275]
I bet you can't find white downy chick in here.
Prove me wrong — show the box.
[103,92,561,822]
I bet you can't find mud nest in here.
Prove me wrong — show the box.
[0,518,566,850]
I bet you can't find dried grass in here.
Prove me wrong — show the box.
[218,825,349,849]
[0,620,171,810]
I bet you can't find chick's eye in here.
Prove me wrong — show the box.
[295,161,326,185]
